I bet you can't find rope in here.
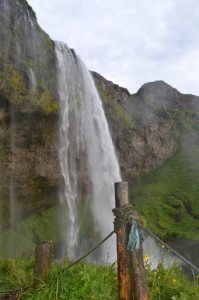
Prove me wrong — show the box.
[1,205,198,295]
[0,231,114,296]
[59,230,114,273]
[113,206,199,273]
[0,284,32,296]
[0,206,116,297]
[138,223,199,273]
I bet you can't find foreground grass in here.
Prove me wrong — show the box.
[0,258,198,299]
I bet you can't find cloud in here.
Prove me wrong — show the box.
[28,0,199,95]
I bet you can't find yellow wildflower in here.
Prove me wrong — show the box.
[143,255,150,262]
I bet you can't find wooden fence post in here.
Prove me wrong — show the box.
[115,182,132,300]
[114,182,148,300]
[34,242,53,287]
[131,250,148,300]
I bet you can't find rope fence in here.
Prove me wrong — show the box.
[1,217,198,297]
[113,205,199,273]
[59,230,114,273]
[138,222,199,273]
[0,182,198,299]
[0,231,114,297]
[113,204,199,273]
[0,217,198,297]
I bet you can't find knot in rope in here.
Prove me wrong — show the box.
[112,205,139,233]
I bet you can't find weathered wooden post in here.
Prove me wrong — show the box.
[131,250,148,300]
[114,182,132,300]
[114,182,148,300]
[34,242,53,287]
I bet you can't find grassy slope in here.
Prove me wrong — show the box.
[0,206,60,257]
[0,258,198,300]
[130,146,199,240]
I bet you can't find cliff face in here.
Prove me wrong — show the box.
[0,0,57,93]
[0,0,60,226]
[93,72,199,179]
[93,73,199,241]
[0,0,198,244]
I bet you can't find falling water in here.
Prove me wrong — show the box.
[8,105,16,256]
[56,42,121,261]
[29,68,37,88]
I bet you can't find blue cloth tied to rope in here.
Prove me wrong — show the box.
[127,221,140,251]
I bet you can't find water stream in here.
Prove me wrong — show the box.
[56,42,121,261]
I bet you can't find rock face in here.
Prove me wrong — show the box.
[0,0,57,93]
[0,0,60,226]
[0,0,198,232]
[93,72,199,179]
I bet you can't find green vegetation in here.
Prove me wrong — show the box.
[0,258,198,299]
[30,88,59,115]
[145,262,199,300]
[0,258,34,295]
[97,85,135,130]
[156,107,199,135]
[0,64,27,108]
[0,64,58,114]
[77,200,99,241]
[130,146,199,240]
[0,206,60,257]
[42,34,54,52]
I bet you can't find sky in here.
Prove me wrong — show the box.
[28,0,199,95]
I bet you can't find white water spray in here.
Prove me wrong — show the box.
[29,68,36,88]
[56,42,121,261]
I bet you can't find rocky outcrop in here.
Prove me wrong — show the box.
[0,0,57,95]
[93,73,199,180]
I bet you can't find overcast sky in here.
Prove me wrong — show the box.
[28,0,199,95]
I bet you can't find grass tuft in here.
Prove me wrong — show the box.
[0,258,198,299]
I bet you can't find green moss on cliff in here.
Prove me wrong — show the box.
[0,65,27,108]
[42,34,54,52]
[96,85,135,130]
[30,88,59,115]
[156,108,199,135]
[0,65,58,114]
[130,146,199,240]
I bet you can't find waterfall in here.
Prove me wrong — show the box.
[56,42,121,261]
[8,106,16,255]
[29,68,37,88]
